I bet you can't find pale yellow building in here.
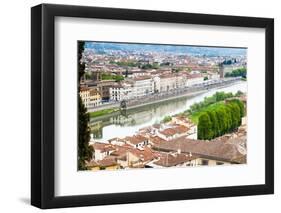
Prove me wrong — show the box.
[79,87,102,108]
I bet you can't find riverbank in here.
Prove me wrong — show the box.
[89,90,205,121]
[89,108,119,118]
[89,79,243,120]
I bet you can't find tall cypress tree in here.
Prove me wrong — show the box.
[78,41,93,170]
[206,110,219,138]
[229,99,245,118]
[215,107,228,134]
[198,112,213,140]
[227,102,241,130]
[224,106,233,132]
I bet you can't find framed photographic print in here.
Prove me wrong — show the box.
[31,3,274,209]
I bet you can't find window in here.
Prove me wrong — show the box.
[201,159,209,165]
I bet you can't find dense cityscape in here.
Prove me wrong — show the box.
[78,41,247,171]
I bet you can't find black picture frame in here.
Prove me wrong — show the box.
[31,3,274,209]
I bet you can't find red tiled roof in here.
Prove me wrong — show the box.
[96,157,118,167]
[153,136,246,163]
[128,147,155,162]
[125,135,147,145]
[91,142,115,153]
[153,152,198,167]
[159,128,177,137]
[159,125,188,136]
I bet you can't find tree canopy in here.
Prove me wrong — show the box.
[197,99,245,140]
[225,67,247,78]
[189,91,241,114]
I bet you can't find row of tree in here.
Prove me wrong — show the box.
[197,99,245,140]
[110,60,160,69]
[225,67,247,78]
[188,91,244,114]
[101,73,124,82]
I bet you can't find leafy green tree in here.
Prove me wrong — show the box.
[101,73,124,82]
[189,92,243,114]
[78,41,93,170]
[84,72,92,80]
[224,67,247,78]
[114,75,125,82]
[162,116,172,123]
[235,90,244,97]
[198,112,213,140]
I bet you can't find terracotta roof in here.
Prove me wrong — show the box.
[110,145,131,157]
[159,74,177,79]
[86,160,99,167]
[174,116,194,125]
[128,147,155,162]
[159,128,177,137]
[125,135,148,145]
[108,137,126,143]
[132,76,152,81]
[153,136,246,163]
[159,125,188,136]
[153,152,198,167]
[80,87,89,92]
[173,125,189,134]
[149,136,166,144]
[187,73,203,79]
[91,142,115,153]
[96,157,118,167]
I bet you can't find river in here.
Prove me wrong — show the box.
[90,81,247,141]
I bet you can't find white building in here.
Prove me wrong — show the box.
[157,125,188,141]
[159,74,177,92]
[186,73,204,86]
[131,76,154,97]
[91,142,116,161]
[175,74,187,89]
[109,83,133,101]
[207,72,220,80]
[152,76,160,93]
[124,135,149,149]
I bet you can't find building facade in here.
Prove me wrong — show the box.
[109,83,133,101]
[131,76,154,97]
[79,87,102,108]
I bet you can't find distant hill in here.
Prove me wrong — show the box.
[84,41,247,57]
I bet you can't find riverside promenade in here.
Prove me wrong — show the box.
[88,77,242,113]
